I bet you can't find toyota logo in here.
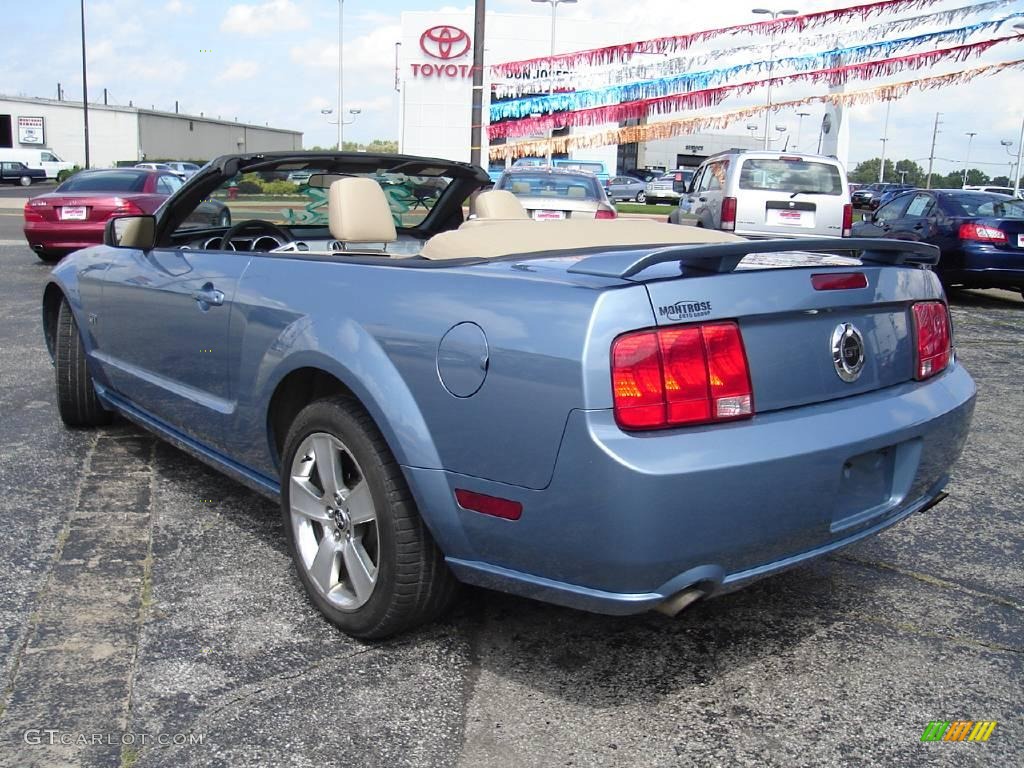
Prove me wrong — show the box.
[831,322,865,382]
[420,25,471,60]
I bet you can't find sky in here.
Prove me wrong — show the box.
[1,0,1022,177]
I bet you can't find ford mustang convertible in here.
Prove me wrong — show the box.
[42,151,976,639]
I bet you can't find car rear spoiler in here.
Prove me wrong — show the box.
[566,238,940,279]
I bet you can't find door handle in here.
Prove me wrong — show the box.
[192,284,224,307]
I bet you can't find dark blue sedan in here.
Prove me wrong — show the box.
[852,189,1024,299]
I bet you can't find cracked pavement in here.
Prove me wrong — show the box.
[0,238,1020,768]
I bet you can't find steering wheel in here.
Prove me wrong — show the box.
[218,219,294,251]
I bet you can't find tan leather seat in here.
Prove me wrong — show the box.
[328,177,397,250]
[473,190,528,220]
[420,219,742,260]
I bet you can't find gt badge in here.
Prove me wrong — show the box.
[831,322,865,382]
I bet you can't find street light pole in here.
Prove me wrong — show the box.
[1013,118,1024,197]
[878,99,891,183]
[532,0,577,163]
[795,111,809,151]
[80,0,90,169]
[1001,139,1015,183]
[752,7,799,150]
[337,0,344,151]
[962,131,977,187]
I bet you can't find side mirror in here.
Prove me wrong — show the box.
[104,215,157,249]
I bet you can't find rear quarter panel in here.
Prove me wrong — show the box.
[226,257,649,491]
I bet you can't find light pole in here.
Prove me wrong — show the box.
[1013,23,1024,195]
[532,0,578,162]
[1001,139,1015,183]
[795,111,809,151]
[80,0,90,169]
[336,0,345,151]
[878,99,891,183]
[322,108,361,127]
[752,7,799,150]
[962,132,977,187]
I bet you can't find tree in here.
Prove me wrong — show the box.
[848,157,924,185]
[964,168,990,186]
[306,140,399,153]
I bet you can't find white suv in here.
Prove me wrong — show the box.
[676,151,852,238]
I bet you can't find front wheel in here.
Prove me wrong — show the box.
[280,397,458,639]
[55,298,112,427]
[636,191,646,203]
[19,176,32,187]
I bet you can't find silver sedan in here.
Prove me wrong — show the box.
[494,167,618,219]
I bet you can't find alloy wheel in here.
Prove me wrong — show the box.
[289,432,379,611]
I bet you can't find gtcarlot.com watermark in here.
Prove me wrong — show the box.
[24,729,205,747]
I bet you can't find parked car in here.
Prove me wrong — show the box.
[624,168,664,183]
[495,166,617,219]
[851,189,1024,298]
[851,183,912,210]
[42,150,976,639]
[605,175,647,202]
[962,185,1019,197]
[645,169,694,206]
[0,161,47,186]
[24,168,230,262]
[512,157,610,182]
[165,161,203,179]
[675,151,852,238]
[0,148,75,179]
[134,162,174,173]
[875,185,918,211]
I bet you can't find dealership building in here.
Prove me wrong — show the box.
[398,10,847,174]
[0,95,303,169]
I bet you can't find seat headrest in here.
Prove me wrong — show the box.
[474,190,528,220]
[328,177,397,243]
[510,181,531,195]
[567,186,587,198]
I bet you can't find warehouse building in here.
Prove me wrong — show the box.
[0,95,303,169]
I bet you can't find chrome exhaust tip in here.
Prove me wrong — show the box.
[654,587,705,617]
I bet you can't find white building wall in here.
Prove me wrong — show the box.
[0,97,139,168]
[639,132,766,171]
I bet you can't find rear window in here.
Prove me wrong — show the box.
[740,159,844,195]
[57,171,148,193]
[497,173,602,200]
[556,161,604,175]
[943,194,1024,218]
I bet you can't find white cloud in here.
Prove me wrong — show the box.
[216,60,261,82]
[290,23,402,79]
[347,95,393,114]
[221,0,309,36]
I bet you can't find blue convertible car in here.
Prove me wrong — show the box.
[43,152,976,638]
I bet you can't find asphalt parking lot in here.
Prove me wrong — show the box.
[0,214,1021,768]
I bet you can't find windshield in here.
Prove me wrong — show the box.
[739,159,844,195]
[58,171,148,193]
[944,194,1024,218]
[193,169,453,231]
[496,173,602,200]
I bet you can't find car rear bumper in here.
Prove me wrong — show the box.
[24,220,105,252]
[942,245,1024,288]
[409,362,976,615]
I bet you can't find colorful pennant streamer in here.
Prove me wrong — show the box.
[492,7,1024,98]
[489,36,1018,139]
[490,0,942,79]
[491,25,1022,121]
[488,58,1024,161]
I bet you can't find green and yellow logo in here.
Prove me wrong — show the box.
[920,721,997,742]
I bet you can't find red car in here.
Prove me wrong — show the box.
[24,168,230,262]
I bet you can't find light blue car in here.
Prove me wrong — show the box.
[43,151,976,639]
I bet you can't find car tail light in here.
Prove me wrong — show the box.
[811,272,867,290]
[611,321,753,430]
[595,206,617,219]
[111,198,146,216]
[720,197,737,231]
[455,489,523,520]
[841,203,853,237]
[958,222,1007,245]
[23,200,45,222]
[911,301,951,381]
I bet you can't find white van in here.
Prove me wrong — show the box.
[0,148,74,179]
[677,150,852,239]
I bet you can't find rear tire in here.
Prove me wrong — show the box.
[667,209,682,225]
[19,176,32,187]
[35,250,62,263]
[280,396,458,639]
[636,191,646,203]
[55,298,112,428]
